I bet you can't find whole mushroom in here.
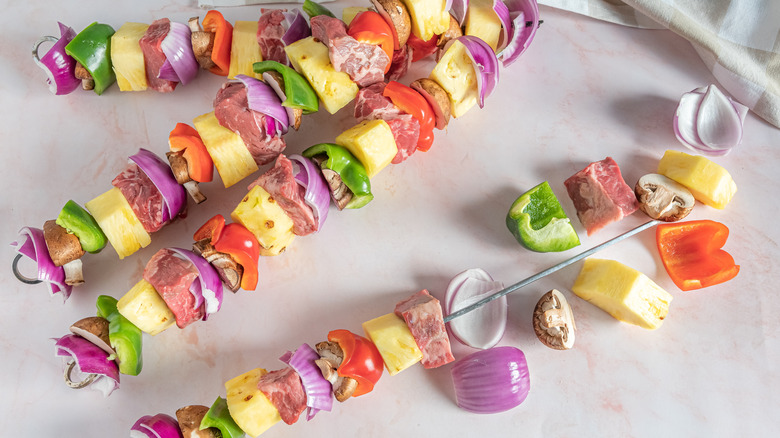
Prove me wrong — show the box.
[635,173,695,222]
[532,289,576,350]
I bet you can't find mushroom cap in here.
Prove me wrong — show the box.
[410,78,452,130]
[70,316,115,357]
[635,173,695,222]
[532,289,576,350]
[371,0,412,47]
[176,405,219,438]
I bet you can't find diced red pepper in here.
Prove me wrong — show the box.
[383,81,435,151]
[347,11,394,74]
[656,220,739,291]
[202,10,233,76]
[328,329,383,397]
[214,223,261,291]
[169,122,214,183]
[193,214,225,243]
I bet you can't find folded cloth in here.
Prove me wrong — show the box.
[540,0,780,128]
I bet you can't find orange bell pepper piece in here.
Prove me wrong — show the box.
[347,11,394,74]
[656,220,739,291]
[202,10,233,76]
[169,122,214,183]
[214,223,260,291]
[194,214,225,243]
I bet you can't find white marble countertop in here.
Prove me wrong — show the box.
[1,1,777,436]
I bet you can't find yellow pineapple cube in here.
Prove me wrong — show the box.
[85,187,150,259]
[335,120,397,178]
[117,279,175,335]
[363,313,422,375]
[232,185,295,256]
[401,0,450,41]
[225,368,281,437]
[343,7,370,25]
[111,22,149,91]
[285,37,358,114]
[228,21,263,79]
[657,150,737,209]
[465,0,502,52]
[193,112,258,188]
[571,258,672,330]
[429,40,478,118]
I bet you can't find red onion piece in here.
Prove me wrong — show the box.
[262,72,297,130]
[54,334,120,397]
[129,148,187,223]
[160,21,198,85]
[282,9,312,46]
[493,0,512,52]
[168,247,224,319]
[280,343,334,420]
[130,414,183,438]
[445,268,506,349]
[498,0,540,67]
[289,154,330,231]
[235,74,289,135]
[673,84,747,156]
[11,227,72,301]
[450,0,469,25]
[157,59,180,82]
[451,346,530,414]
[456,36,500,107]
[32,22,80,95]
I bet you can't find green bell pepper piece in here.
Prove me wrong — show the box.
[253,61,319,114]
[302,0,337,18]
[56,200,108,253]
[65,22,116,95]
[200,397,245,438]
[95,295,143,376]
[506,181,580,252]
[302,143,373,209]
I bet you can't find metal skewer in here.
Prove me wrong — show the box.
[443,220,660,323]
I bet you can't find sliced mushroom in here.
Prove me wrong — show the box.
[193,239,243,292]
[167,151,207,204]
[533,289,576,350]
[43,220,85,267]
[74,62,94,90]
[635,174,695,222]
[315,357,340,384]
[189,17,217,70]
[315,341,344,365]
[310,155,354,210]
[333,376,358,402]
[371,0,412,47]
[62,258,84,286]
[176,405,219,438]
[410,78,452,130]
[261,71,303,130]
[70,316,114,356]
[436,14,463,60]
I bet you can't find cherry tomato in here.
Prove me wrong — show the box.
[347,11,394,74]
[383,81,435,151]
[328,329,383,397]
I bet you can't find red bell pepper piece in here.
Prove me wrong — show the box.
[383,81,435,151]
[194,214,225,243]
[656,220,739,291]
[202,10,233,76]
[169,123,214,183]
[347,11,394,74]
[406,32,437,62]
[328,329,383,397]
[194,216,260,291]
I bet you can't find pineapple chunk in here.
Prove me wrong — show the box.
[401,0,450,41]
[657,150,737,209]
[335,120,397,178]
[465,0,502,52]
[572,258,672,330]
[363,313,423,376]
[228,21,263,79]
[343,7,370,25]
[285,37,358,114]
[111,22,149,91]
[232,185,295,256]
[429,40,478,118]
[225,368,281,437]
[85,187,150,259]
[117,279,175,335]
[193,112,258,188]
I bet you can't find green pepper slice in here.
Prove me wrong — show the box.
[253,61,319,114]
[302,143,373,209]
[200,397,245,438]
[56,200,108,253]
[96,295,143,375]
[302,0,337,18]
[506,181,580,252]
[65,22,116,95]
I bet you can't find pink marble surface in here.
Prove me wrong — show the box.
[1,1,777,436]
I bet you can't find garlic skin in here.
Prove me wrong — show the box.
[673,84,748,156]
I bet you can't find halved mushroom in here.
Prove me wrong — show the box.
[333,376,358,402]
[193,239,243,292]
[410,78,452,130]
[310,155,354,210]
[635,174,695,222]
[70,316,115,357]
[436,14,463,60]
[532,289,576,350]
[315,357,340,384]
[74,62,94,90]
[176,405,219,438]
[371,0,412,47]
[189,17,217,70]
[315,341,344,364]
[43,220,85,267]
[62,259,84,286]
[166,151,207,204]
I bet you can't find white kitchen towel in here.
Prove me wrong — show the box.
[540,0,780,128]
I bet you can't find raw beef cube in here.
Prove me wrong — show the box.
[257,367,307,425]
[143,248,203,328]
[395,290,455,369]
